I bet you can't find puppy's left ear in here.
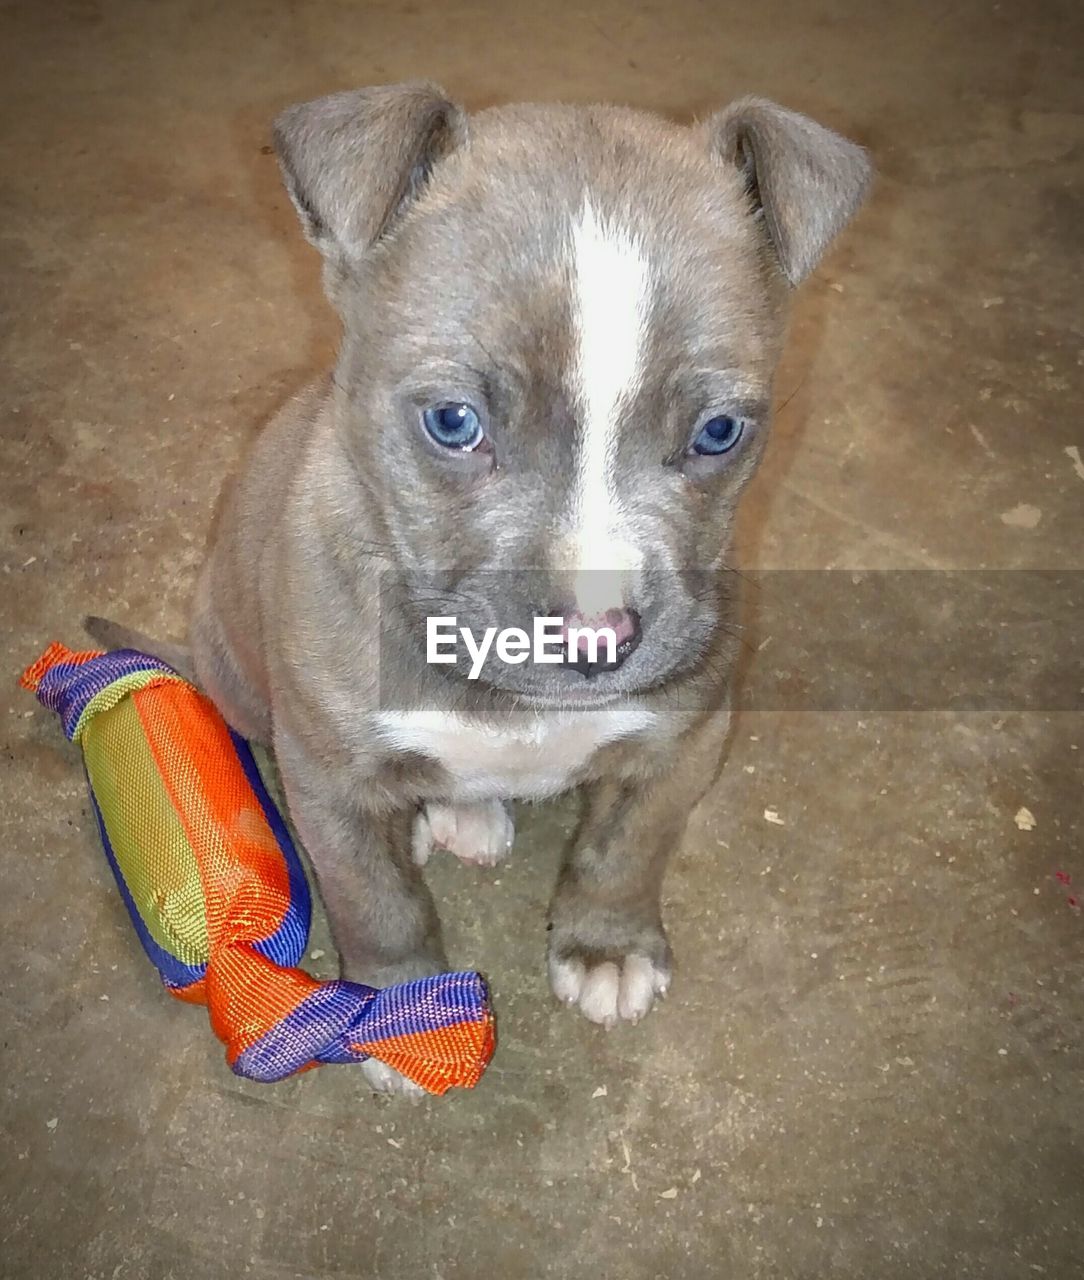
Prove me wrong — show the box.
[272,83,466,267]
[701,97,872,285]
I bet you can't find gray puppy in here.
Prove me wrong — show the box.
[90,84,870,1093]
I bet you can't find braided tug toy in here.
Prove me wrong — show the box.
[21,643,494,1094]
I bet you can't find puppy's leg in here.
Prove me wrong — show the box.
[412,800,515,868]
[548,712,730,1028]
[276,736,448,1094]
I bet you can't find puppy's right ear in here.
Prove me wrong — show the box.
[272,83,466,267]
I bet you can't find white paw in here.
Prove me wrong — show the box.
[412,800,515,868]
[360,1057,427,1098]
[548,952,670,1028]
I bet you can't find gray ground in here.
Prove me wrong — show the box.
[2,2,1082,1277]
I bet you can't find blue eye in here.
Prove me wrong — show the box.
[422,402,484,450]
[692,414,746,456]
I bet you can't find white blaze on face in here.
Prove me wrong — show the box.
[568,201,650,615]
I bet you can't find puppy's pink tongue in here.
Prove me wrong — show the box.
[561,608,636,653]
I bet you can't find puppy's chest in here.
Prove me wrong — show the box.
[374,705,659,800]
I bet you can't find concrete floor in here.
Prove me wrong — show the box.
[2,1,1082,1276]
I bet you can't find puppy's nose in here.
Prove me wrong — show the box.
[561,607,642,678]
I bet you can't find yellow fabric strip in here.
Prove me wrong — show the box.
[83,696,210,965]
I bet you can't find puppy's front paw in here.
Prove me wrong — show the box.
[413,800,515,868]
[547,945,671,1028]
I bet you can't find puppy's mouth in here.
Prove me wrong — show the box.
[511,687,632,712]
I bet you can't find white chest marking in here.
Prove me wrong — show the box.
[568,201,650,613]
[374,705,658,801]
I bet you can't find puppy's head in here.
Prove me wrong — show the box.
[273,84,870,706]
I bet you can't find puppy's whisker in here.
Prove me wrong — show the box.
[773,370,810,418]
